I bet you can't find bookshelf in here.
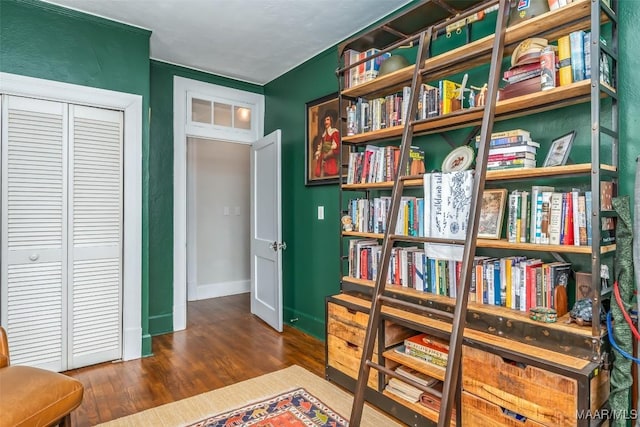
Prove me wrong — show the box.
[326,0,617,425]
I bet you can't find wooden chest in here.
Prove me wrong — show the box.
[462,345,610,426]
[326,299,412,389]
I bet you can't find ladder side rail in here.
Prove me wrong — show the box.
[349,27,433,426]
[437,0,510,425]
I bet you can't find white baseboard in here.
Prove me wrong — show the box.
[196,280,250,300]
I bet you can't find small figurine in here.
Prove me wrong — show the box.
[341,215,353,232]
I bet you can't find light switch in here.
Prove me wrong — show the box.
[318,206,324,220]
[223,206,230,216]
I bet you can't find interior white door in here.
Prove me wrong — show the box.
[1,95,68,371]
[250,130,283,332]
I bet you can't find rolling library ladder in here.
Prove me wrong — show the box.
[330,0,618,425]
[347,1,510,425]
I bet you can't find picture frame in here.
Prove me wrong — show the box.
[477,189,508,239]
[305,93,347,186]
[543,131,576,167]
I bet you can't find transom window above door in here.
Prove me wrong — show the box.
[187,92,256,142]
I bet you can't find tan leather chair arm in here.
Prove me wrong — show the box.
[0,326,10,367]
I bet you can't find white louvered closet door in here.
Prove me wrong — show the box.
[1,96,123,371]
[68,105,122,369]
[1,96,68,372]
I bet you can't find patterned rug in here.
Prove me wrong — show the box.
[186,388,348,427]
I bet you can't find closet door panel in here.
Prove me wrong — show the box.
[68,105,123,369]
[1,95,67,371]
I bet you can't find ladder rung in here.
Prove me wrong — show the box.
[378,295,455,320]
[366,359,444,398]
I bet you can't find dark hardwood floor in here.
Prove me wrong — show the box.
[65,293,326,426]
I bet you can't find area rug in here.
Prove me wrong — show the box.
[97,365,402,427]
[186,388,347,427]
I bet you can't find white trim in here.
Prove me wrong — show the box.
[186,139,198,301]
[196,281,250,300]
[0,72,143,361]
[173,76,264,331]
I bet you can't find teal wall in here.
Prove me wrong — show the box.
[148,60,262,335]
[0,0,154,355]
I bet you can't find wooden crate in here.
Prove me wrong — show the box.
[462,345,577,426]
[327,333,378,389]
[327,301,412,347]
[462,391,545,427]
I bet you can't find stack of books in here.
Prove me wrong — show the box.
[500,61,543,100]
[385,365,441,404]
[476,129,538,170]
[403,333,449,368]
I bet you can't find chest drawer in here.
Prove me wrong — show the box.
[462,345,577,426]
[462,391,546,427]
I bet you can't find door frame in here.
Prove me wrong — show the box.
[173,76,264,331]
[0,72,143,361]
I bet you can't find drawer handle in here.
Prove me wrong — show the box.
[346,341,359,349]
[500,355,527,369]
[346,307,357,315]
[501,407,528,423]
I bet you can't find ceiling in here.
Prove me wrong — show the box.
[43,0,412,85]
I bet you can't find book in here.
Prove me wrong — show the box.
[557,35,573,86]
[405,333,450,354]
[569,30,586,82]
[476,129,531,141]
[530,186,555,243]
[395,365,439,388]
[487,144,537,155]
[503,61,543,79]
[439,79,462,115]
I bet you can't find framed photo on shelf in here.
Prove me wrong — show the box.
[543,131,576,167]
[305,93,347,186]
[477,189,508,239]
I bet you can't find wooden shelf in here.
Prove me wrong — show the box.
[343,80,602,144]
[341,233,615,254]
[342,0,597,99]
[383,347,446,381]
[382,390,446,425]
[333,292,599,369]
[342,163,617,190]
[340,278,604,342]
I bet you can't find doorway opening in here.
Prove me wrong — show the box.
[186,137,250,301]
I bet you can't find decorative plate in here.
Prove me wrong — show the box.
[442,145,475,172]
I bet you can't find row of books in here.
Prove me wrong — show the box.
[507,182,615,246]
[345,144,425,185]
[471,256,570,313]
[347,240,571,313]
[345,79,464,136]
[343,48,391,89]
[346,196,425,236]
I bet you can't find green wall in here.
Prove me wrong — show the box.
[0,0,153,354]
[264,49,342,338]
[147,61,262,335]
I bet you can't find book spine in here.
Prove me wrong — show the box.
[569,30,586,82]
[558,35,573,86]
[404,347,448,367]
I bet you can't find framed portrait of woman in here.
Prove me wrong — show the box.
[305,93,347,186]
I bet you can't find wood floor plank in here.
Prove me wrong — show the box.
[65,293,325,426]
